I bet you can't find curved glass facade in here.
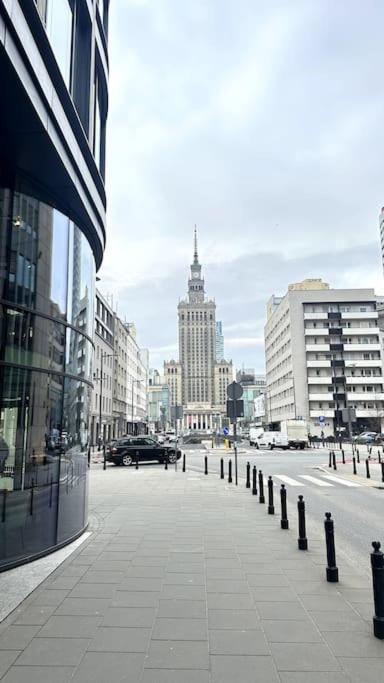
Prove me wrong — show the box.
[0,185,95,570]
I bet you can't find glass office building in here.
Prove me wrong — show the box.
[0,1,109,570]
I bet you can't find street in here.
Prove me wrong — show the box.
[182,443,384,579]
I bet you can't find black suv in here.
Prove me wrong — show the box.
[106,436,182,467]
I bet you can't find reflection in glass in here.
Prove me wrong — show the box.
[46,0,73,87]
[50,210,69,318]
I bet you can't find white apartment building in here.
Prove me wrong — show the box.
[265,279,384,437]
[90,290,114,445]
[125,323,149,434]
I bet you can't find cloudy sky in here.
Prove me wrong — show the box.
[100,0,384,374]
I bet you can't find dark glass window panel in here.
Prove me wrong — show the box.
[67,225,95,339]
[2,307,66,374]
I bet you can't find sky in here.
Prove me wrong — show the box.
[100,0,384,374]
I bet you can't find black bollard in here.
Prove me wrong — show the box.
[204,455,208,475]
[87,447,91,469]
[324,512,339,582]
[246,462,251,488]
[297,495,308,550]
[165,454,168,470]
[228,459,232,484]
[341,449,345,464]
[366,458,371,479]
[258,470,265,504]
[371,542,384,639]
[353,456,357,475]
[252,466,257,496]
[135,452,139,470]
[220,458,224,480]
[268,476,274,515]
[378,450,381,465]
[182,453,186,472]
[30,480,34,516]
[369,446,372,456]
[357,448,360,463]
[328,451,332,468]
[382,462,384,483]
[1,489,7,523]
[280,484,289,529]
[332,451,337,471]
[103,445,106,471]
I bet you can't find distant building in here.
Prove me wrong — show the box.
[264,279,384,437]
[216,321,224,361]
[164,360,182,407]
[91,291,115,445]
[148,370,170,432]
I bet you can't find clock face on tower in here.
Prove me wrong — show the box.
[193,272,199,279]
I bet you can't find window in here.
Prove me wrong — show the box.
[46,0,74,87]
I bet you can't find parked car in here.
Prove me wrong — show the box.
[106,436,181,466]
[353,432,377,444]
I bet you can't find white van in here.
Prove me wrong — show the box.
[256,431,289,450]
[249,427,264,446]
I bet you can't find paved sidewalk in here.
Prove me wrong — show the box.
[0,465,382,682]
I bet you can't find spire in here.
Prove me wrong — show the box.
[193,225,199,264]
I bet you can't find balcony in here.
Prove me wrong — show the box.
[340,311,377,320]
[309,409,334,418]
[342,327,379,336]
[308,393,334,401]
[307,376,332,384]
[330,343,343,352]
[345,376,383,385]
[332,376,345,385]
[303,312,328,320]
[306,344,330,352]
[304,328,329,336]
[344,343,381,352]
[346,392,384,401]
[333,392,346,401]
[328,312,341,320]
[344,359,382,368]
[356,409,383,418]
[306,360,331,368]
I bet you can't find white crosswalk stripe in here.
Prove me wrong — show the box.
[275,475,304,487]
[299,475,333,487]
[321,474,361,487]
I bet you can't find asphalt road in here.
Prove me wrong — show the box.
[183,443,384,578]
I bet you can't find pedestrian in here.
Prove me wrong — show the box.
[308,432,313,446]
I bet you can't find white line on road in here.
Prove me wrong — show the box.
[321,474,361,487]
[300,475,333,487]
[274,475,304,487]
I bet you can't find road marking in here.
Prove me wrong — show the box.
[321,474,361,487]
[274,475,303,487]
[300,475,333,487]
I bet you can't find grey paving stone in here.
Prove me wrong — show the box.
[89,561,132,572]
[262,619,322,643]
[309,610,371,632]
[206,579,249,593]
[80,571,125,584]
[102,607,156,627]
[209,628,269,655]
[87,627,151,652]
[161,585,206,600]
[206,593,254,610]
[338,589,373,604]
[125,566,165,578]
[339,657,384,682]
[119,578,163,591]
[112,591,160,608]
[164,573,205,585]
[270,642,341,671]
[152,618,207,640]
[205,559,241,568]
[288,581,340,596]
[252,587,298,603]
[71,652,145,683]
[16,638,89,666]
[301,595,355,612]
[38,615,101,638]
[322,630,384,657]
[99,553,135,562]
[13,604,56,625]
[49,576,80,590]
[167,562,204,573]
[141,669,209,683]
[0,652,20,678]
[145,641,209,669]
[131,557,168,566]
[32,589,69,606]
[157,600,206,619]
[0,666,75,683]
[279,674,350,683]
[0,626,41,650]
[55,598,111,616]
[208,609,260,630]
[247,574,290,587]
[210,654,279,683]
[241,563,283,574]
[205,567,245,580]
[69,583,116,598]
[256,602,310,620]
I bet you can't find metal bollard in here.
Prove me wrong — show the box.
[182,453,186,472]
[220,458,224,479]
[378,450,381,465]
[1,489,7,523]
[328,451,332,468]
[324,513,339,582]
[366,458,371,479]
[332,451,337,471]
[246,462,251,488]
[165,455,168,470]
[103,445,106,471]
[258,470,265,504]
[382,462,384,483]
[252,466,257,495]
[297,495,308,550]
[228,459,232,483]
[87,447,91,469]
[353,456,357,475]
[357,448,360,463]
[135,452,139,470]
[341,449,345,464]
[369,446,372,456]
[204,455,208,475]
[371,542,384,639]
[280,484,288,529]
[268,476,274,515]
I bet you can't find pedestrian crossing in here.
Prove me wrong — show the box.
[269,473,361,489]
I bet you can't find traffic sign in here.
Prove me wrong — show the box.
[227,381,243,400]
[223,426,229,436]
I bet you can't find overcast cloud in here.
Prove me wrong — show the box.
[100,0,384,373]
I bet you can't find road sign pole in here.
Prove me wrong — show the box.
[233,401,238,486]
